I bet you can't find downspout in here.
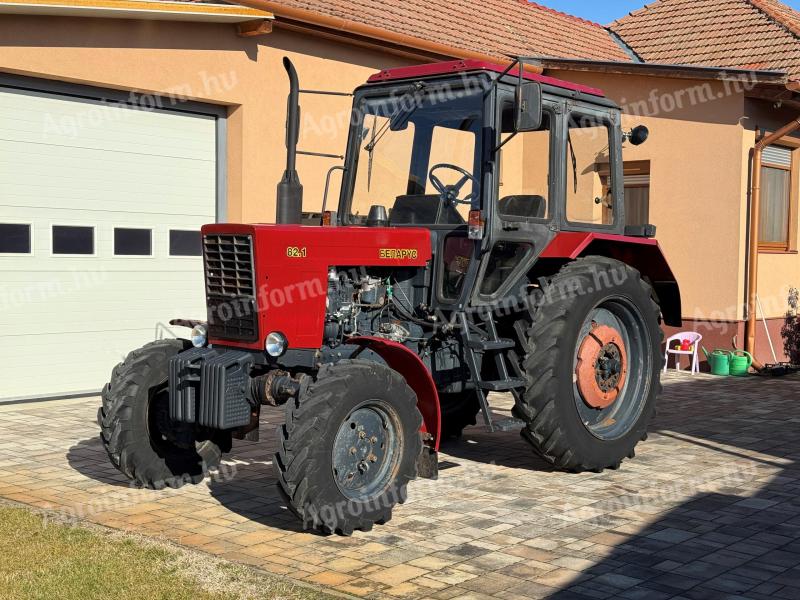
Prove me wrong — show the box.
[746,116,800,367]
[234,0,545,73]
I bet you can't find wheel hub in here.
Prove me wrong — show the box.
[332,405,396,500]
[576,323,628,409]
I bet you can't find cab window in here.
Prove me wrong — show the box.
[497,108,551,221]
[565,113,614,225]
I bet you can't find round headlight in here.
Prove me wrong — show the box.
[190,324,208,348]
[265,331,287,357]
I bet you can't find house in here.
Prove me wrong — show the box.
[0,0,797,401]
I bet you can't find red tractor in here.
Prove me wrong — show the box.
[99,58,680,535]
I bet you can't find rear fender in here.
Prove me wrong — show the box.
[348,337,441,451]
[540,232,682,327]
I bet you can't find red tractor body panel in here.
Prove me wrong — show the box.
[541,232,682,326]
[349,336,441,450]
[202,223,432,350]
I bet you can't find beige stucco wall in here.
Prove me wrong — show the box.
[550,71,748,321]
[5,16,786,324]
[0,15,409,225]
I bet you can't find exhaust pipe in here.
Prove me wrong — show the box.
[276,57,303,225]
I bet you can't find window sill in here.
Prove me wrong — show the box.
[758,247,798,254]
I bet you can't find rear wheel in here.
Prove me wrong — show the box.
[438,391,481,438]
[513,256,662,472]
[275,360,423,535]
[99,339,230,489]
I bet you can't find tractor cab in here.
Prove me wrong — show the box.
[328,59,650,308]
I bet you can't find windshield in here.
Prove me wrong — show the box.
[344,84,484,226]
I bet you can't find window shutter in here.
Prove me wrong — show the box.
[624,174,650,186]
[763,145,792,168]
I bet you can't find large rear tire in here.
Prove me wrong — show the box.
[99,339,230,489]
[275,360,423,535]
[513,256,662,472]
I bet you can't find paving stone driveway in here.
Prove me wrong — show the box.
[1,372,799,599]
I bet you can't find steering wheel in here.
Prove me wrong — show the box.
[428,163,480,207]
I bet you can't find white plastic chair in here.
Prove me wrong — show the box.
[664,331,703,374]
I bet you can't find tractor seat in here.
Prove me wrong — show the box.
[390,194,465,225]
[498,195,547,219]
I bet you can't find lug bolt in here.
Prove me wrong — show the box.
[350,447,357,455]
[370,436,378,444]
[368,454,377,463]
[359,431,367,440]
[358,460,369,473]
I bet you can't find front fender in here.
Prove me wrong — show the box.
[348,337,441,451]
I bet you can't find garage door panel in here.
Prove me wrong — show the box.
[1,147,215,214]
[0,206,213,227]
[0,86,219,401]
[0,89,216,160]
[0,328,189,398]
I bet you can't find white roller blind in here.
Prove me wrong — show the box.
[763,145,792,167]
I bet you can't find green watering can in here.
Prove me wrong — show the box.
[730,350,753,377]
[702,348,731,376]
[702,348,753,376]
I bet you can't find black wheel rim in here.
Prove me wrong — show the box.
[572,298,652,441]
[332,401,401,501]
[146,381,197,457]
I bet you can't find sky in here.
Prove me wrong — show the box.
[537,0,800,25]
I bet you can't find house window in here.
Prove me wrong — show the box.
[52,225,94,255]
[169,230,202,256]
[114,228,152,256]
[759,145,794,251]
[598,161,650,226]
[0,224,31,254]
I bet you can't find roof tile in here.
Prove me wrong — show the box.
[610,0,800,78]
[264,0,632,62]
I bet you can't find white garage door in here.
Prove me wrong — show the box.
[0,85,219,401]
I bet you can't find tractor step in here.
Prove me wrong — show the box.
[493,418,526,432]
[467,338,516,351]
[479,378,527,391]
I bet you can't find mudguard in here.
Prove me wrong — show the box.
[348,336,441,451]
[540,232,682,327]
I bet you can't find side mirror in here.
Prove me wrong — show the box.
[515,81,542,132]
[626,125,649,146]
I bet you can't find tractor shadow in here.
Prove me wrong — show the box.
[66,437,140,488]
[65,406,312,533]
[439,396,557,472]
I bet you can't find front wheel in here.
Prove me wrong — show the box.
[514,256,662,472]
[99,339,230,489]
[275,360,423,535]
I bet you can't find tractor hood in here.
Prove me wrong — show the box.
[201,224,432,350]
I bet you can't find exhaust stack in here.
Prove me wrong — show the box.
[276,57,303,225]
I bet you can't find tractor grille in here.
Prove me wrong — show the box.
[203,233,259,342]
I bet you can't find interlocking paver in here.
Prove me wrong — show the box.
[1,372,799,598]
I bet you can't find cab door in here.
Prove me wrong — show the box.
[561,103,625,234]
[472,88,561,304]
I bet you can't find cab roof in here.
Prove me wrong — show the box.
[367,59,605,98]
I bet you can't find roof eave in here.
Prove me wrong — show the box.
[0,0,273,23]
[539,57,788,84]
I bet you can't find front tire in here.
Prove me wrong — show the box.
[99,339,229,489]
[275,360,423,535]
[514,256,662,472]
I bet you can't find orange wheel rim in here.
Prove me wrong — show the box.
[575,323,628,409]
